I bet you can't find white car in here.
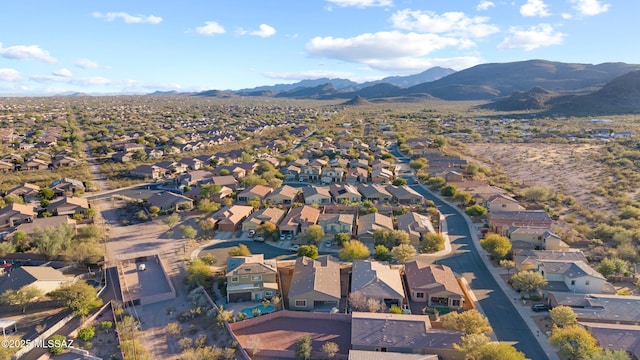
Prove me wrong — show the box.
[288,244,300,252]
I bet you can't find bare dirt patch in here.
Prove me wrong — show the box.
[464,142,614,215]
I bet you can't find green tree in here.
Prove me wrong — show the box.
[454,333,490,359]
[297,245,319,259]
[0,335,23,359]
[163,213,181,229]
[550,305,577,327]
[509,271,548,294]
[303,224,325,244]
[228,243,251,256]
[77,326,96,341]
[181,225,198,239]
[338,240,370,261]
[391,243,416,263]
[184,258,212,288]
[200,184,222,200]
[499,259,516,275]
[248,197,262,209]
[523,186,548,202]
[50,281,103,316]
[440,185,457,197]
[373,229,410,248]
[47,334,68,355]
[480,234,512,260]
[0,284,43,313]
[453,191,472,205]
[442,309,492,335]
[373,245,392,262]
[477,342,526,360]
[465,204,488,217]
[426,177,446,190]
[37,188,55,200]
[199,218,216,235]
[409,157,428,170]
[295,335,312,360]
[256,222,278,241]
[197,199,221,214]
[4,194,24,204]
[99,321,113,332]
[200,254,217,265]
[392,178,407,186]
[597,257,628,278]
[584,349,632,360]
[321,341,339,359]
[549,325,600,359]
[335,232,351,247]
[0,242,16,256]
[420,233,445,253]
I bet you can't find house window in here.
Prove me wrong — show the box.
[571,280,576,286]
[231,277,238,282]
[502,204,506,208]
[265,291,273,296]
[585,281,590,286]
[415,292,425,299]
[295,300,307,307]
[251,275,262,281]
[451,299,461,307]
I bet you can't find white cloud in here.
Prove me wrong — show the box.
[477,1,495,11]
[498,24,566,51]
[390,10,499,38]
[308,31,462,62]
[520,0,551,17]
[306,31,478,73]
[92,11,162,24]
[570,0,610,16]
[561,13,573,19]
[0,68,21,82]
[30,73,112,86]
[195,21,226,36]
[263,69,354,80]
[75,58,105,69]
[326,0,392,8]
[251,24,276,38]
[0,43,57,63]
[53,68,72,77]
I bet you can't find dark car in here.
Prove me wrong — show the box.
[531,303,551,312]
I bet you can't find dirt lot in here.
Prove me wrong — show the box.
[464,142,613,215]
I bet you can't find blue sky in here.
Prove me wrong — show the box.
[0,0,634,95]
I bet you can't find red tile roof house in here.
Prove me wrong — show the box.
[488,210,553,234]
[210,205,255,232]
[405,260,465,310]
[278,205,320,237]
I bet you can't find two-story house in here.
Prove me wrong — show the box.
[226,254,278,302]
[320,167,345,184]
[318,213,355,236]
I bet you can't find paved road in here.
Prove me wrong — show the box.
[390,145,548,358]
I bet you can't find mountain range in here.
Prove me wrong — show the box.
[149,59,640,114]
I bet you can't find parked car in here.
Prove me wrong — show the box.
[254,236,265,242]
[248,230,256,238]
[286,233,293,241]
[325,240,332,248]
[280,233,286,241]
[138,264,146,271]
[531,303,551,312]
[288,244,300,252]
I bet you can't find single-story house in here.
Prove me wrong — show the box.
[46,197,90,216]
[236,185,273,204]
[396,212,436,246]
[265,185,299,206]
[318,213,355,236]
[357,213,394,243]
[211,205,255,232]
[146,192,193,212]
[386,185,423,204]
[302,186,332,205]
[351,260,405,308]
[241,207,286,232]
[0,266,71,295]
[278,205,320,237]
[288,255,341,312]
[0,203,36,230]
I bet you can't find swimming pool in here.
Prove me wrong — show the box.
[239,304,275,318]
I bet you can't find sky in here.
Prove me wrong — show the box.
[0,0,635,95]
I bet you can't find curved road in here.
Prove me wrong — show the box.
[410,184,547,358]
